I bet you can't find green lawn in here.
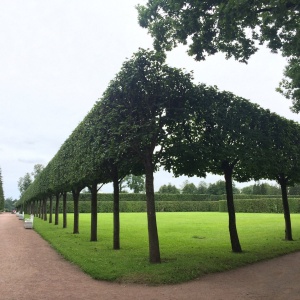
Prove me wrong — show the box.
[33,212,300,285]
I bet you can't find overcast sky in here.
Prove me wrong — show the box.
[1,1,299,200]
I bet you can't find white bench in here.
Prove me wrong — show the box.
[24,214,34,229]
[18,212,24,220]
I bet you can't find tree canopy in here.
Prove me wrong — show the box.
[17,172,32,197]
[241,182,281,195]
[99,48,195,263]
[137,0,300,111]
[124,175,145,193]
[181,181,198,194]
[158,183,180,194]
[289,183,300,194]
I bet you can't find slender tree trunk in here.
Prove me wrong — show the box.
[49,196,53,223]
[113,167,120,250]
[223,164,242,253]
[55,193,60,225]
[279,176,293,241]
[32,201,35,216]
[63,192,67,228]
[41,199,44,220]
[38,200,42,218]
[144,153,161,263]
[72,188,81,234]
[90,182,98,242]
[43,198,47,221]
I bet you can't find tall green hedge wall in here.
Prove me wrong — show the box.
[59,193,300,202]
[219,198,300,213]
[36,194,300,213]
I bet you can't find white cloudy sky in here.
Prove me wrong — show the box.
[0,0,299,199]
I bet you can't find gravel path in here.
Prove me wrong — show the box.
[1,212,300,300]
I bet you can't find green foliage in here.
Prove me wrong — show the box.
[277,58,300,113]
[17,172,32,197]
[197,181,208,194]
[181,180,198,194]
[157,183,180,194]
[4,197,16,211]
[31,164,44,179]
[138,0,300,111]
[45,195,300,213]
[156,201,218,212]
[256,114,300,185]
[240,186,253,195]
[49,199,218,213]
[242,182,281,195]
[207,180,239,195]
[219,198,300,213]
[124,174,145,193]
[289,183,300,195]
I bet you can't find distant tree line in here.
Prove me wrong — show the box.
[158,180,300,196]
[158,180,239,195]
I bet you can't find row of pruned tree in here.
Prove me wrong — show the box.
[18,49,300,263]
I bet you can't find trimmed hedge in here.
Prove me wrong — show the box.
[103,193,300,201]
[62,193,214,202]
[45,200,219,213]
[219,198,300,213]
[40,195,300,213]
[216,194,300,200]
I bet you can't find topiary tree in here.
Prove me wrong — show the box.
[252,112,300,240]
[163,84,268,252]
[101,48,195,263]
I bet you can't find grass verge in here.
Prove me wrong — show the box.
[33,212,300,285]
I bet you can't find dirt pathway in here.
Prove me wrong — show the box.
[1,212,300,300]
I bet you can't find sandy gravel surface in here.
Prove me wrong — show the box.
[1,212,300,300]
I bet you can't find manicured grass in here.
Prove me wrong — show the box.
[33,212,300,285]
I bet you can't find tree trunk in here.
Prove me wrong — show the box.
[279,175,293,241]
[32,201,35,216]
[144,153,161,263]
[113,167,120,250]
[38,200,42,218]
[43,198,47,221]
[223,164,242,253]
[49,196,53,223]
[55,193,60,225]
[63,192,67,228]
[90,182,98,242]
[72,188,80,234]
